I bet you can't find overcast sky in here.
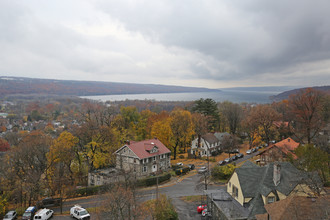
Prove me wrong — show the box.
[0,0,329,88]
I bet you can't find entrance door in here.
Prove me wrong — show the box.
[152,164,157,172]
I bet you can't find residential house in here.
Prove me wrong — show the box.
[115,138,171,177]
[258,137,299,166]
[190,132,228,157]
[205,161,323,219]
[255,195,330,220]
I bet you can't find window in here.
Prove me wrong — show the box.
[232,185,238,198]
[153,156,156,161]
[134,158,136,163]
[267,196,275,204]
[229,182,231,187]
[143,166,147,172]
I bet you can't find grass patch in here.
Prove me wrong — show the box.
[181,195,206,203]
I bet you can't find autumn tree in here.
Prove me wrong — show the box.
[170,109,194,159]
[192,98,220,132]
[151,118,173,152]
[0,138,10,152]
[246,105,281,144]
[289,88,327,144]
[3,131,51,206]
[219,101,243,134]
[292,144,329,184]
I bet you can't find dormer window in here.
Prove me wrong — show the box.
[150,146,159,153]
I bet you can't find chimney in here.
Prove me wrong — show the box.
[273,163,281,186]
[288,138,290,142]
[126,140,130,145]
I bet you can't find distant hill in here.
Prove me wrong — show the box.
[270,86,330,101]
[220,86,298,92]
[0,76,220,97]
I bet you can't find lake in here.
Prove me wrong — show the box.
[81,90,280,103]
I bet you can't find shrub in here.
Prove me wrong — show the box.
[211,164,236,180]
[179,155,185,159]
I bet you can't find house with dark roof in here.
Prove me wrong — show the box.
[190,132,227,157]
[205,161,323,219]
[257,137,299,166]
[255,195,330,220]
[115,138,171,177]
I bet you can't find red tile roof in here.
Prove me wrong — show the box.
[258,137,299,159]
[126,138,171,159]
[275,137,299,151]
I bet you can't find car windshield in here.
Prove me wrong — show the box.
[23,212,32,217]
[79,210,88,215]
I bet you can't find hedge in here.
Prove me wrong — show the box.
[136,173,171,187]
[69,173,171,197]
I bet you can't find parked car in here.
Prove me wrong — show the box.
[231,155,238,161]
[237,153,244,158]
[33,208,53,220]
[218,160,226,166]
[3,210,17,220]
[251,148,257,153]
[224,158,232,163]
[198,167,208,174]
[246,149,252,154]
[36,197,61,208]
[197,205,207,213]
[22,207,37,220]
[70,205,90,220]
[202,208,211,217]
[176,162,183,166]
[187,164,195,170]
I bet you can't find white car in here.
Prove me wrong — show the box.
[33,208,53,220]
[176,162,183,166]
[198,167,208,174]
[70,205,90,220]
[246,149,252,154]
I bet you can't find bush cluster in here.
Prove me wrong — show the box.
[211,164,236,180]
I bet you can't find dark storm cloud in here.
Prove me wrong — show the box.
[97,0,330,81]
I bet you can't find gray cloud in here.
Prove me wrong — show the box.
[0,0,329,88]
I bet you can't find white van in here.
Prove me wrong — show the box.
[33,208,53,220]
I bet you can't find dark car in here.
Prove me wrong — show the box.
[218,160,226,166]
[3,210,17,220]
[22,206,36,220]
[237,153,244,158]
[231,155,238,161]
[188,164,195,170]
[37,197,61,208]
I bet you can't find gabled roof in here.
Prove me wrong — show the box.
[258,195,330,220]
[236,161,309,199]
[214,132,230,141]
[201,133,219,145]
[274,137,299,151]
[258,137,299,159]
[116,138,171,160]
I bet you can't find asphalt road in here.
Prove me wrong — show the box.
[50,151,260,220]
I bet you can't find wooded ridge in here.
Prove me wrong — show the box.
[0,76,220,96]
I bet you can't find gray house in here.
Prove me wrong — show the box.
[115,138,171,177]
